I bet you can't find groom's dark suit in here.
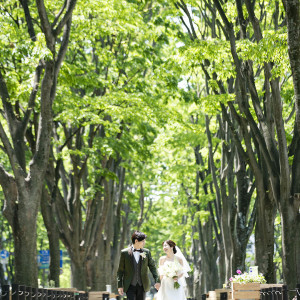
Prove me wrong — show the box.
[117,247,160,300]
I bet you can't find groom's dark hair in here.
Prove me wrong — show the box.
[131,231,147,244]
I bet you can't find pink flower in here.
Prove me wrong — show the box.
[229,277,233,281]
[236,270,242,274]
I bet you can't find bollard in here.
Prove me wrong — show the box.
[25,287,32,300]
[102,294,109,300]
[296,284,300,300]
[37,289,43,300]
[261,288,266,300]
[267,287,272,300]
[272,287,277,300]
[262,288,269,300]
[282,285,288,300]
[2,285,10,300]
[12,284,19,300]
[18,286,26,300]
[59,291,64,300]
[220,292,227,300]
[31,288,37,300]
[47,290,53,300]
[277,287,283,300]
[43,289,48,300]
[275,287,281,300]
[52,291,57,300]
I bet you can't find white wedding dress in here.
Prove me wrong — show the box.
[156,257,187,300]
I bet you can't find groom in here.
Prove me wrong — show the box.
[117,231,160,300]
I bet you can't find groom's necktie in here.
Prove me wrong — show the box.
[134,249,142,252]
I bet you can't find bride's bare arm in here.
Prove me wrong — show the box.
[159,257,164,280]
[177,257,184,278]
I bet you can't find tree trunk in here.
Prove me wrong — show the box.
[219,114,235,283]
[205,218,219,291]
[280,201,299,288]
[41,188,60,287]
[191,238,201,298]
[0,1,76,287]
[282,0,300,134]
[90,176,127,291]
[13,202,38,286]
[71,259,87,290]
[255,163,275,283]
[232,151,256,273]
[220,150,234,283]
[91,240,106,290]
[296,213,300,282]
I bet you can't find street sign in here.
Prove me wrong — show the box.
[0,250,9,259]
[37,250,63,269]
[60,250,63,268]
[0,250,9,264]
[38,250,50,269]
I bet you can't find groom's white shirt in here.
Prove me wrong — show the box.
[132,246,141,263]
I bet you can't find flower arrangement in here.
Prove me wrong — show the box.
[158,260,183,289]
[229,269,266,284]
[140,252,146,260]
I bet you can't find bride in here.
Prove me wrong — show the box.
[156,240,190,300]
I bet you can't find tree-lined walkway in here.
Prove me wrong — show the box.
[0,0,299,298]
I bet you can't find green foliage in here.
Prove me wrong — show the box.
[0,0,294,288]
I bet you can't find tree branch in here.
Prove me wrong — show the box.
[22,62,43,132]
[52,0,68,29]
[50,17,72,104]
[205,115,222,227]
[178,0,198,39]
[221,103,248,163]
[0,70,17,131]
[53,0,77,37]
[0,164,11,188]
[0,164,17,226]
[0,121,26,184]
[212,0,232,31]
[29,60,54,180]
[19,0,37,41]
[35,0,55,51]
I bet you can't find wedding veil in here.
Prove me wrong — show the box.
[175,246,191,278]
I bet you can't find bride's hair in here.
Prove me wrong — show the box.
[163,240,177,254]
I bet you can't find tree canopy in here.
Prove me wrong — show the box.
[0,0,299,296]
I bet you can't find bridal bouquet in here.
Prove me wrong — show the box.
[158,261,183,289]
